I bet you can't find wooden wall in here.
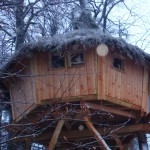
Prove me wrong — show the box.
[9,59,36,120]
[8,47,150,120]
[31,49,98,103]
[98,50,148,112]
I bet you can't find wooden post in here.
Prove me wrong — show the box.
[113,134,124,150]
[137,133,149,150]
[83,116,111,150]
[142,66,149,115]
[48,119,65,150]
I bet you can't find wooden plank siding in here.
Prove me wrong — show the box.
[33,49,97,103]
[142,66,149,114]
[99,51,146,111]
[9,59,36,119]
[9,47,150,120]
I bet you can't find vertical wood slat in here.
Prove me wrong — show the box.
[10,59,36,119]
[34,49,97,102]
[135,65,141,105]
[38,53,49,102]
[128,59,132,103]
[102,57,106,100]
[112,68,116,99]
[35,53,42,103]
[53,69,61,98]
[93,49,97,94]
[79,67,88,96]
[142,66,149,114]
[86,49,96,95]
[48,69,53,99]
[105,58,108,97]
[68,68,77,97]
[103,51,144,108]
[61,69,69,98]
[132,64,136,104]
[131,62,134,103]
[31,54,38,104]
[98,57,103,99]
[74,69,80,96]
[119,69,122,100]
[9,83,15,120]
[86,50,92,94]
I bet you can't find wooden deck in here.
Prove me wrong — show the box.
[6,100,150,149]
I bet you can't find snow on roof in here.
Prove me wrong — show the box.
[1,29,149,73]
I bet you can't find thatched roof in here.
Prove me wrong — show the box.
[1,29,150,73]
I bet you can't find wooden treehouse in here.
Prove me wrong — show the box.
[1,29,150,149]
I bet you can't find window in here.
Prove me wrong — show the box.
[113,57,124,70]
[49,50,85,68]
[50,53,65,68]
[69,51,84,66]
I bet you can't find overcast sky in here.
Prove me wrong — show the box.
[110,0,150,53]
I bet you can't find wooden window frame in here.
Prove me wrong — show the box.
[49,50,85,69]
[49,52,67,69]
[67,50,85,67]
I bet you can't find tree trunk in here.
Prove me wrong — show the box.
[102,0,108,32]
[15,0,25,50]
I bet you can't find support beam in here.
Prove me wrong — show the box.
[83,116,111,150]
[106,96,141,110]
[84,102,136,118]
[16,124,150,144]
[58,124,150,139]
[113,134,124,150]
[48,119,65,150]
[114,135,135,150]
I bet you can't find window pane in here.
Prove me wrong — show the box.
[51,55,65,68]
[113,57,124,70]
[70,52,84,66]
